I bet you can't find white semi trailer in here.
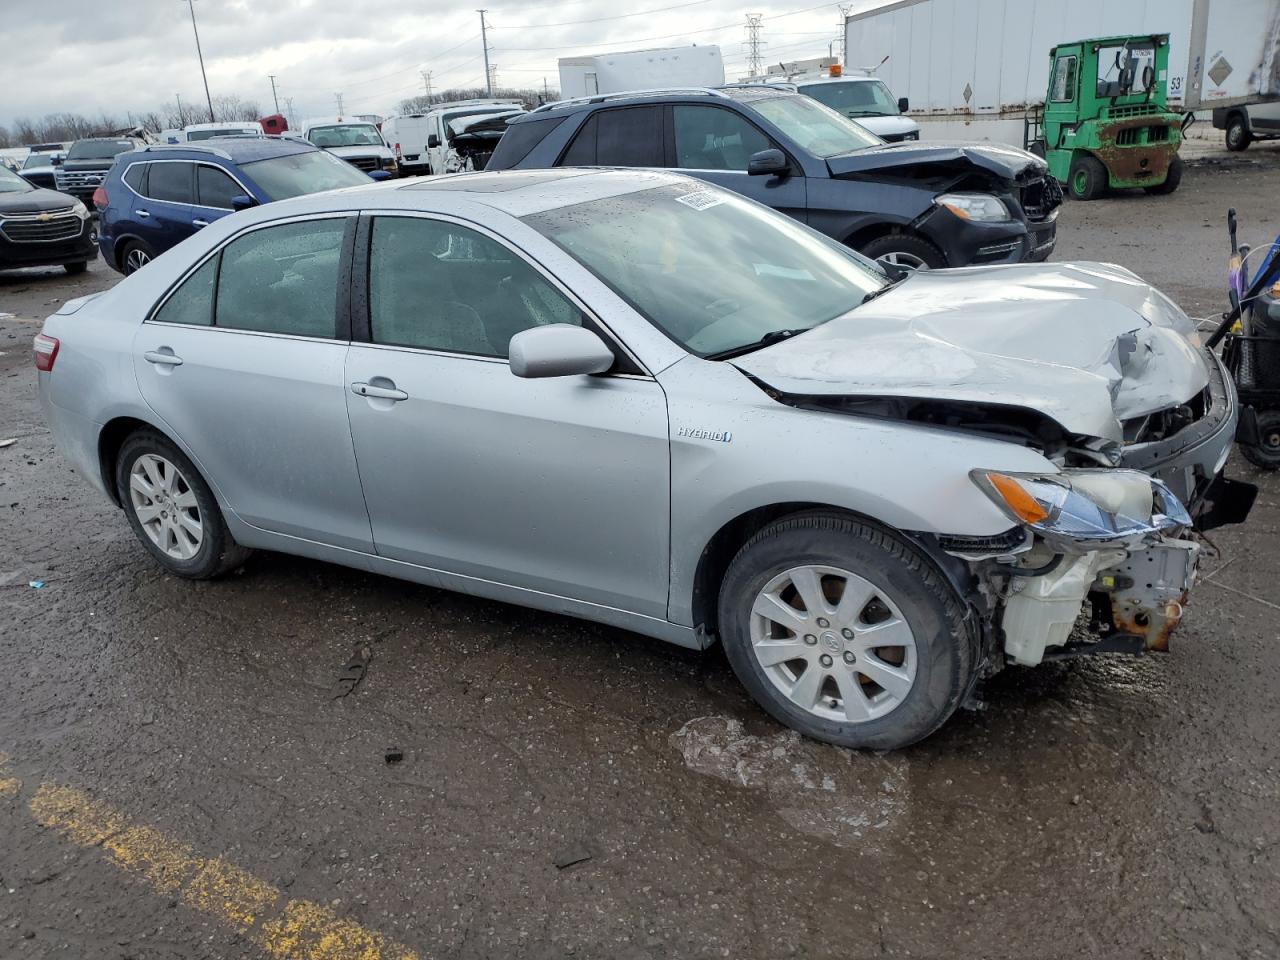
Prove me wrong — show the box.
[558,45,725,98]
[844,0,1280,146]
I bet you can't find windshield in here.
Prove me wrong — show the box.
[306,124,383,148]
[22,153,58,169]
[798,79,899,118]
[187,127,259,141]
[1097,42,1156,98]
[748,95,882,157]
[0,166,33,193]
[524,183,886,357]
[67,139,136,160]
[240,149,372,200]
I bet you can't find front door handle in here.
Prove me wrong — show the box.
[351,381,408,401]
[192,218,209,228]
[144,350,183,366]
[137,209,150,218]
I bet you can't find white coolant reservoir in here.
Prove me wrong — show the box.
[1001,550,1123,666]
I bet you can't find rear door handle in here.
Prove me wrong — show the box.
[192,218,209,228]
[144,350,183,366]
[137,209,150,218]
[351,381,407,401]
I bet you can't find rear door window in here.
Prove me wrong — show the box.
[559,107,664,167]
[147,162,194,204]
[560,114,599,165]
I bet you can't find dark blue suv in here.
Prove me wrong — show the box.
[487,88,1061,270]
[97,137,380,274]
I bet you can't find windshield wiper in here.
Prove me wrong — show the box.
[860,274,909,305]
[844,110,888,117]
[705,328,810,361]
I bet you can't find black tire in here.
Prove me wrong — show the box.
[114,429,252,579]
[1240,411,1280,470]
[63,261,88,275]
[1145,155,1183,195]
[1226,114,1252,152]
[857,233,947,270]
[118,239,154,276]
[1068,155,1108,200]
[716,512,973,750]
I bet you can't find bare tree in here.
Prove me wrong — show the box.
[0,126,11,149]
[209,95,263,122]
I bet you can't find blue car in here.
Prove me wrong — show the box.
[97,137,383,275]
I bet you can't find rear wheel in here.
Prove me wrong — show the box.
[63,261,88,275]
[114,430,252,579]
[1068,155,1108,201]
[858,233,946,270]
[1241,411,1280,470]
[1145,155,1184,195]
[1226,114,1252,152]
[119,240,153,276]
[717,512,972,750]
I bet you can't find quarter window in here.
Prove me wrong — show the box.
[146,162,194,204]
[123,163,147,194]
[368,216,586,358]
[673,106,771,171]
[153,256,217,326]
[215,218,347,337]
[196,165,241,209]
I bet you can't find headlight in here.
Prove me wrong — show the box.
[70,200,88,219]
[903,131,919,141]
[970,468,1192,548]
[936,192,1010,222]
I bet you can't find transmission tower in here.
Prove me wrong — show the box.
[837,4,853,65]
[744,14,765,78]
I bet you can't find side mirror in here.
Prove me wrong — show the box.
[367,170,393,181]
[747,148,788,177]
[231,194,257,211]
[427,133,440,148]
[509,324,614,378]
[897,96,909,113]
[51,155,63,166]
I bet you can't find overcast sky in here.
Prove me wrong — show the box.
[0,0,890,129]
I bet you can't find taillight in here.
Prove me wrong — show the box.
[92,184,108,209]
[34,334,59,372]
[394,142,402,159]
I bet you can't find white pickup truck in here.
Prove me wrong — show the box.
[418,100,526,175]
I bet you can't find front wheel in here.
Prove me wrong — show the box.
[717,512,972,750]
[857,233,946,270]
[1226,115,1252,152]
[1068,155,1108,200]
[114,430,252,578]
[1145,155,1184,195]
[63,261,88,275]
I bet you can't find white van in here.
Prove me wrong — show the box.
[380,114,435,176]
[420,100,526,175]
[182,122,265,142]
[740,73,922,143]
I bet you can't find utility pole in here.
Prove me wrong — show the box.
[744,14,765,78]
[268,74,281,113]
[180,0,216,122]
[175,93,184,127]
[837,4,852,66]
[478,9,493,96]
[334,92,345,116]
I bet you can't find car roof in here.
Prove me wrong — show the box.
[137,137,317,163]
[515,86,798,122]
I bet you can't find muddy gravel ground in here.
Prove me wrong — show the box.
[3,148,1280,960]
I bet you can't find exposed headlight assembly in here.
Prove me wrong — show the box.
[971,468,1192,550]
[70,200,89,219]
[936,192,1010,222]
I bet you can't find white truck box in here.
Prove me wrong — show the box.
[558,45,725,98]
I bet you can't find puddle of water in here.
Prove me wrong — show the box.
[670,715,908,851]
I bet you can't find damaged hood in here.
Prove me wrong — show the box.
[826,141,1046,181]
[448,111,524,138]
[731,262,1209,441]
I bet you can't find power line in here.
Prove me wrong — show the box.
[493,0,716,30]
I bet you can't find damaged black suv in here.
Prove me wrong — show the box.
[487,87,1061,269]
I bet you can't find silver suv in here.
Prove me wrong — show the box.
[35,169,1251,748]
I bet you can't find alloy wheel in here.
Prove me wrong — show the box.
[125,247,151,274]
[874,251,928,270]
[749,564,918,723]
[128,454,203,560]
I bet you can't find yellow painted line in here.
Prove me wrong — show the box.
[24,778,420,960]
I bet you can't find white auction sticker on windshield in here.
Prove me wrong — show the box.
[674,190,725,211]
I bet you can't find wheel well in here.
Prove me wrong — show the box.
[112,235,145,271]
[692,502,870,639]
[842,221,917,253]
[98,416,154,506]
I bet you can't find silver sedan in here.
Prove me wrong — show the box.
[36,169,1245,748]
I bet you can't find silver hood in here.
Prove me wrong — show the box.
[732,262,1209,441]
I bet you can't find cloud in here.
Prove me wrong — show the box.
[0,0,848,127]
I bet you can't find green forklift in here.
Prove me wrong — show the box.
[1025,34,1188,201]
